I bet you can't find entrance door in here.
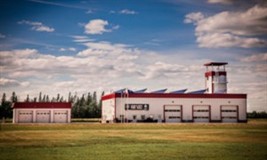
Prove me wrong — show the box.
[221,106,238,122]
[193,105,210,122]
[164,105,182,123]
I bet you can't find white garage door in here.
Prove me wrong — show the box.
[18,110,33,123]
[164,105,182,123]
[221,106,238,122]
[54,110,68,123]
[193,106,210,122]
[36,110,50,123]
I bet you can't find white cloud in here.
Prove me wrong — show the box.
[0,78,20,87]
[184,12,204,24]
[110,9,138,15]
[18,20,55,32]
[109,10,116,14]
[72,35,94,43]
[207,0,234,5]
[0,33,6,38]
[112,25,120,30]
[59,47,76,52]
[196,33,267,48]
[1,43,266,112]
[185,5,267,48]
[84,19,111,35]
[119,9,138,15]
[240,53,267,62]
[86,9,93,14]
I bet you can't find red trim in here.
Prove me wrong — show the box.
[102,93,116,101]
[13,102,71,109]
[102,93,246,100]
[205,71,226,77]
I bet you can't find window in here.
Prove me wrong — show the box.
[133,115,136,120]
[194,109,209,112]
[222,110,236,112]
[164,109,180,112]
[169,116,180,119]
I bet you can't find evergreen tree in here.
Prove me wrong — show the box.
[46,95,49,102]
[11,92,18,103]
[60,96,64,102]
[42,94,46,102]
[38,92,42,102]
[97,91,105,118]
[68,92,72,103]
[56,94,60,102]
[1,93,6,105]
[0,93,12,119]
[86,93,92,105]
[25,94,30,102]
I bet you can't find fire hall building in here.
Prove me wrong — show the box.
[101,62,247,123]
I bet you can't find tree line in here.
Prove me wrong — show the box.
[0,91,104,119]
[247,111,267,118]
[1,92,267,120]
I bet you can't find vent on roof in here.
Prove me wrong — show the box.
[114,88,126,93]
[169,89,187,94]
[134,88,147,93]
[187,89,206,94]
[150,89,167,93]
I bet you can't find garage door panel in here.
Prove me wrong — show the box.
[18,110,33,123]
[221,106,238,122]
[193,106,210,122]
[164,106,182,123]
[54,110,68,123]
[36,110,50,123]
[222,112,236,117]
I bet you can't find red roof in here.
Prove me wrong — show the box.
[13,102,71,109]
[204,62,228,66]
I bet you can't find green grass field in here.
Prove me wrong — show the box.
[0,119,267,160]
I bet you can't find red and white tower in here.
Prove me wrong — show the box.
[204,62,228,94]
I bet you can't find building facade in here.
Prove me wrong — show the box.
[13,102,71,123]
[101,62,247,123]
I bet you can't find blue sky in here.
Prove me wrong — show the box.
[0,0,266,112]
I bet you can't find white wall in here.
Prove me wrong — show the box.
[102,99,115,123]
[109,97,246,123]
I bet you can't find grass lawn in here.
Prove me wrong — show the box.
[0,119,267,160]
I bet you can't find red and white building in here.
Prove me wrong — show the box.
[13,102,71,123]
[101,62,247,123]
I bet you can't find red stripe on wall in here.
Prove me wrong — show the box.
[205,71,227,77]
